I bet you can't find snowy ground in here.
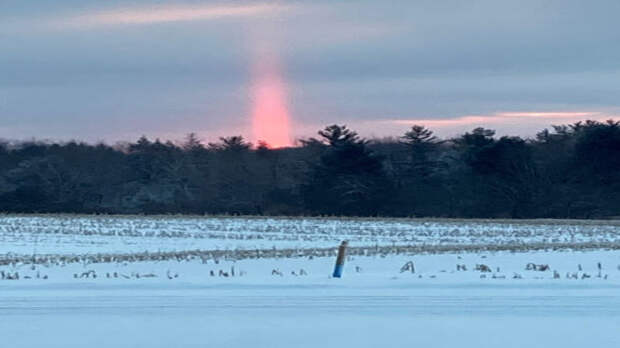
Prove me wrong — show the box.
[1,215,620,347]
[2,214,619,255]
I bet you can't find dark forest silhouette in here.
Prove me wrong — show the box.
[1,120,619,218]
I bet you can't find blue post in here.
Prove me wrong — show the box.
[333,241,348,278]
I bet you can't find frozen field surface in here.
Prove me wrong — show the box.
[2,282,620,348]
[2,250,620,347]
[1,215,620,347]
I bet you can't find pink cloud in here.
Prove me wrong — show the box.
[63,3,291,27]
[387,111,607,128]
[354,111,619,139]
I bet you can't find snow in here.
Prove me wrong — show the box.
[1,215,619,255]
[1,215,620,347]
[3,283,620,348]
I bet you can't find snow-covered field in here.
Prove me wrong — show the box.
[1,215,620,347]
[2,215,619,255]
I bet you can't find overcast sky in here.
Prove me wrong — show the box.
[2,0,620,144]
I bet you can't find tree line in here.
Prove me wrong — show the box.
[1,120,619,218]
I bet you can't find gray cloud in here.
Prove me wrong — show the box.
[1,0,619,143]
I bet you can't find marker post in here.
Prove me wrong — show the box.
[332,241,348,278]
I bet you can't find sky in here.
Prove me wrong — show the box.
[1,0,620,146]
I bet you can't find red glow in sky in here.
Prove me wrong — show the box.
[250,58,292,148]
